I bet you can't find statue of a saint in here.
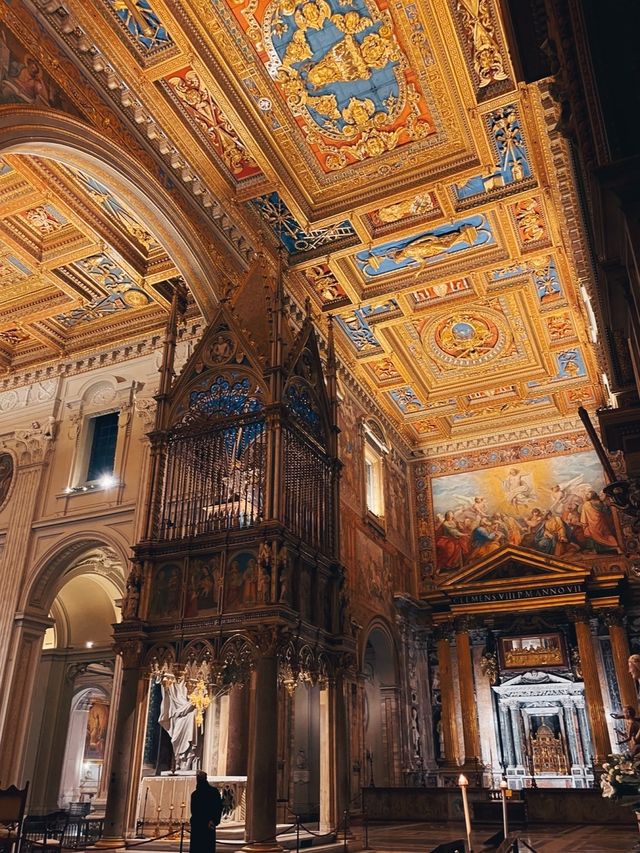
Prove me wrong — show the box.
[122,568,142,621]
[278,545,292,605]
[158,679,200,771]
[257,541,272,603]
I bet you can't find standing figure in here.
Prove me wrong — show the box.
[611,706,640,757]
[190,770,223,853]
[257,541,272,603]
[278,544,293,605]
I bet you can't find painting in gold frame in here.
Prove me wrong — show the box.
[499,633,567,671]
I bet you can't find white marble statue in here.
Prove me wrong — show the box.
[158,680,199,770]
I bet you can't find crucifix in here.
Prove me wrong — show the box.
[188,678,211,731]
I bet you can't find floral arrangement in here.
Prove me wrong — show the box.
[601,754,640,806]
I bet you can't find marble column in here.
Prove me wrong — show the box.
[96,641,143,848]
[0,613,50,787]
[243,651,282,852]
[509,702,524,768]
[319,684,331,834]
[498,702,515,771]
[226,684,249,776]
[97,655,122,806]
[569,703,585,765]
[576,700,593,766]
[454,620,481,765]
[0,454,50,733]
[436,627,459,765]
[330,675,349,830]
[574,613,611,763]
[561,700,581,768]
[604,609,638,710]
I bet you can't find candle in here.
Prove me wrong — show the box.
[458,773,472,852]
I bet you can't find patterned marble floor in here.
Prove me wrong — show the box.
[361,820,639,852]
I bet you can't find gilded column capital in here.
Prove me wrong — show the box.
[114,637,144,669]
[601,607,625,629]
[453,614,477,634]
[7,419,57,465]
[567,605,592,625]
[134,396,157,430]
[433,621,454,643]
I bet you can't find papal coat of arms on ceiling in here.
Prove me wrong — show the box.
[228,0,436,171]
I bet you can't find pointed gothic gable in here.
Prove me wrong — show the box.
[283,315,333,446]
[438,545,590,590]
[166,301,270,427]
[231,254,294,366]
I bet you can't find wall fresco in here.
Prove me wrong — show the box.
[430,450,617,575]
[0,24,77,111]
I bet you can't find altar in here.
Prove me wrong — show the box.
[493,672,593,789]
[137,774,247,830]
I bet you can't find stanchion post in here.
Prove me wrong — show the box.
[179,820,185,853]
[364,806,369,850]
[343,808,348,852]
[296,813,300,853]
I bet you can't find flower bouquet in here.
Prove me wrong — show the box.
[601,755,640,807]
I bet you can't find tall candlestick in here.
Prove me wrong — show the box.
[499,778,508,840]
[458,774,472,852]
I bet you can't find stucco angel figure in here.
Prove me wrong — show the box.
[158,678,200,771]
[628,654,640,682]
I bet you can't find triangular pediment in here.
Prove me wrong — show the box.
[439,545,590,590]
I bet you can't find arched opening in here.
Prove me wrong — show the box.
[0,109,223,319]
[362,626,400,787]
[20,543,126,816]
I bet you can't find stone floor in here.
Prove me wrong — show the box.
[129,821,640,851]
[360,820,640,852]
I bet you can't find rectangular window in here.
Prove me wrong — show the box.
[364,447,384,518]
[86,412,119,482]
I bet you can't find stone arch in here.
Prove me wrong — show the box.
[0,108,225,319]
[2,533,128,794]
[360,617,399,676]
[363,416,387,448]
[361,619,401,787]
[21,530,130,616]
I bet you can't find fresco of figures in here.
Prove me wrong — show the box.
[432,450,618,573]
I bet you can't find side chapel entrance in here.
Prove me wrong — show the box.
[425,546,634,787]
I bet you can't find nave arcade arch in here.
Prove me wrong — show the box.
[362,624,401,788]
[3,537,126,814]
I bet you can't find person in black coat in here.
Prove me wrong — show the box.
[190,770,223,852]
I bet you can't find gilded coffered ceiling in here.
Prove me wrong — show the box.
[0,0,607,452]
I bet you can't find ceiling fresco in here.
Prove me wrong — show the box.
[0,0,608,453]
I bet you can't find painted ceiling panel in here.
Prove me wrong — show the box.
[0,0,608,451]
